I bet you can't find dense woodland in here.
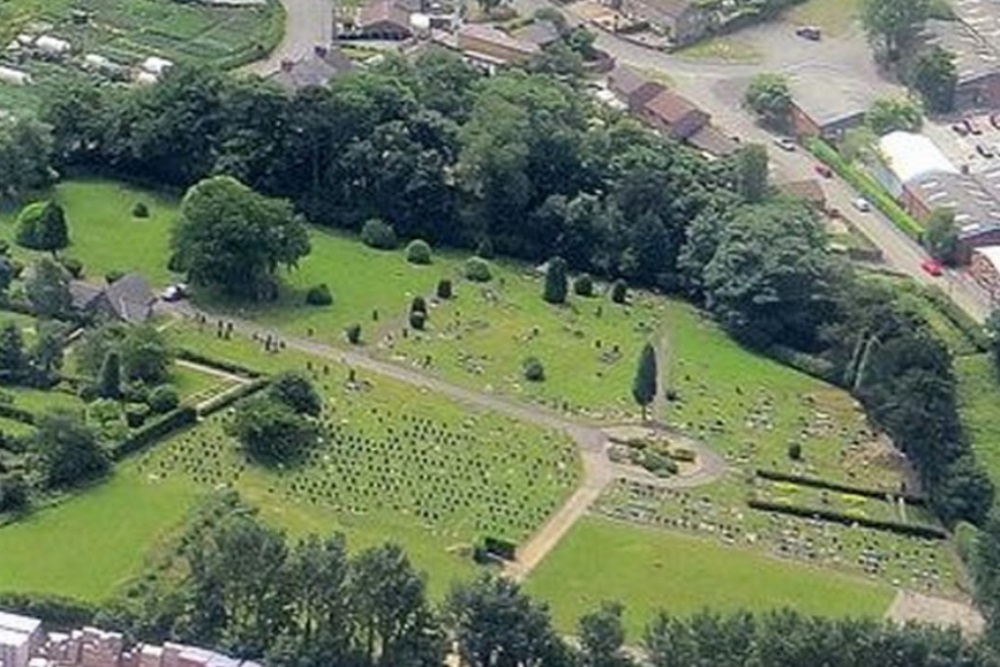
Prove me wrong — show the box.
[3,50,1000,660]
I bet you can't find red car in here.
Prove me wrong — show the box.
[921,259,943,277]
[815,164,832,178]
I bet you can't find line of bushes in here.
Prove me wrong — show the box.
[747,498,948,539]
[766,345,837,383]
[110,405,198,460]
[176,348,263,378]
[0,402,36,426]
[197,378,271,418]
[756,468,926,505]
[921,284,991,353]
[0,592,95,630]
[804,138,924,240]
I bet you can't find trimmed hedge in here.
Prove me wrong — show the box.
[747,498,947,539]
[922,285,990,353]
[0,592,95,629]
[175,348,262,379]
[756,468,925,505]
[766,345,837,384]
[0,403,35,426]
[804,138,924,240]
[111,406,197,460]
[197,378,271,418]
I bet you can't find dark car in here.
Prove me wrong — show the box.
[969,117,984,135]
[795,26,821,40]
[814,164,832,178]
[977,143,994,158]
[991,113,1000,130]
[953,122,970,136]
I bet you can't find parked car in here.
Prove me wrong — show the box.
[814,164,832,178]
[853,197,871,212]
[991,113,1000,130]
[826,207,842,219]
[795,25,821,40]
[921,258,943,277]
[969,117,983,135]
[160,283,189,302]
[977,143,995,158]
[952,122,970,136]
[773,137,796,151]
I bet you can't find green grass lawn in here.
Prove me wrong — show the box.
[526,517,895,639]
[0,179,181,287]
[957,354,1000,483]
[783,0,861,37]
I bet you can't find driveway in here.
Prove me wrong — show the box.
[243,0,333,76]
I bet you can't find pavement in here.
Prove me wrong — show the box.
[242,0,333,76]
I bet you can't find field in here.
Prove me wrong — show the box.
[0,0,282,113]
[526,517,895,638]
[0,332,581,601]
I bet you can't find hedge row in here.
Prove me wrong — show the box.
[804,138,924,240]
[111,406,197,460]
[0,402,35,426]
[197,378,271,418]
[922,285,991,353]
[0,592,95,629]
[176,348,263,379]
[766,345,837,384]
[756,468,925,505]
[747,499,948,539]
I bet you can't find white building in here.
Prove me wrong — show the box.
[0,611,42,667]
[0,66,32,86]
[872,130,959,197]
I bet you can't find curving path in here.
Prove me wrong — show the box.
[159,302,728,577]
[243,0,333,76]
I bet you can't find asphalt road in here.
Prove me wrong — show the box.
[243,0,333,76]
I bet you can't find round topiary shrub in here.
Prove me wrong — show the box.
[409,310,427,330]
[132,202,150,218]
[437,278,453,300]
[522,356,545,382]
[406,239,432,265]
[147,384,180,414]
[788,442,802,461]
[345,323,362,345]
[361,218,398,250]
[574,273,594,297]
[305,283,333,306]
[60,257,83,278]
[411,296,427,315]
[465,257,492,282]
[610,279,628,304]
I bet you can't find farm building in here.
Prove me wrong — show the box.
[971,245,1000,298]
[0,66,32,86]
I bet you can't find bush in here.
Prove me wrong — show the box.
[0,593,96,630]
[345,323,362,345]
[9,260,23,280]
[411,296,427,315]
[406,239,432,264]
[639,450,678,477]
[611,279,627,304]
[465,257,492,282]
[437,278,453,300]
[522,356,545,382]
[60,257,83,279]
[111,406,198,459]
[0,473,28,513]
[132,202,150,218]
[0,240,10,256]
[361,218,398,250]
[409,310,427,330]
[574,274,594,297]
[788,442,802,461]
[476,238,495,259]
[105,270,125,284]
[955,521,979,568]
[125,403,150,428]
[305,283,333,306]
[747,498,947,539]
[147,384,180,414]
[670,447,697,463]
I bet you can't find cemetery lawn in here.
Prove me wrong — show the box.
[526,517,895,639]
[0,179,180,286]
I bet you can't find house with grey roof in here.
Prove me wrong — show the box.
[70,273,155,323]
[268,45,355,91]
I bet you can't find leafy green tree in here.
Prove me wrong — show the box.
[543,256,569,304]
[32,409,108,489]
[734,144,768,203]
[0,116,55,198]
[120,324,172,385]
[861,0,931,60]
[171,176,310,300]
[148,384,180,414]
[987,308,1000,380]
[25,258,72,318]
[743,74,793,130]
[97,350,123,399]
[913,46,958,113]
[269,372,322,417]
[0,322,26,379]
[37,201,69,255]
[448,575,565,667]
[0,473,28,513]
[228,396,318,465]
[924,208,958,265]
[31,319,65,378]
[933,454,994,525]
[632,342,657,421]
[578,602,632,667]
[350,543,444,667]
[866,97,923,135]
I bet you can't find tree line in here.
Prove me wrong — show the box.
[94,492,998,667]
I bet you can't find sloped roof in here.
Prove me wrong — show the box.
[643,88,700,124]
[688,124,739,157]
[878,131,959,185]
[974,245,1000,273]
[270,48,355,90]
[778,178,826,204]
[105,273,154,322]
[358,0,411,28]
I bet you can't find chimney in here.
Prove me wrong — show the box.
[280,59,294,72]
[314,44,328,58]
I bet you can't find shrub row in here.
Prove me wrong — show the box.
[0,592,95,630]
[756,468,926,505]
[922,285,991,353]
[766,345,837,384]
[175,348,263,379]
[111,406,198,460]
[804,138,924,240]
[747,498,947,539]
[0,403,35,426]
[197,378,271,418]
